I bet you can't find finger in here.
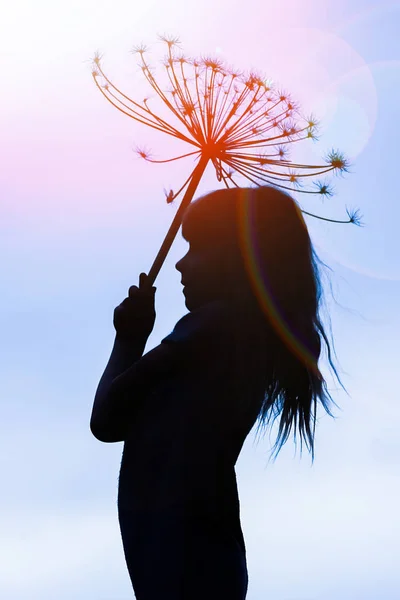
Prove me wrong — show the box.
[128,285,139,297]
[140,273,153,292]
[139,272,155,293]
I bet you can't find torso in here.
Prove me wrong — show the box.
[117,300,272,557]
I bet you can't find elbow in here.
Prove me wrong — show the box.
[90,421,107,443]
[90,385,123,443]
[90,379,135,443]
[90,419,109,443]
[90,424,124,443]
[90,416,125,444]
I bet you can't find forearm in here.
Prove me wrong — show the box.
[90,335,147,440]
[97,335,147,388]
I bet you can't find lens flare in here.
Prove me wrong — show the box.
[236,187,317,373]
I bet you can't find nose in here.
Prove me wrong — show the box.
[175,258,182,273]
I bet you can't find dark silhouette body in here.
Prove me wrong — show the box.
[91,185,345,598]
[92,298,265,599]
[116,300,261,599]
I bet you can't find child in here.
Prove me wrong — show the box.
[90,185,344,599]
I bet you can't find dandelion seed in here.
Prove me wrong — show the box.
[313,180,334,197]
[93,50,103,66]
[157,33,181,49]
[202,56,224,71]
[306,113,319,130]
[307,130,318,141]
[131,43,148,56]
[164,188,175,204]
[288,170,303,188]
[326,149,350,173]
[134,145,153,160]
[277,146,288,160]
[346,207,365,227]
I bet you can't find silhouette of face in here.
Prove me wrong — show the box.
[175,227,232,311]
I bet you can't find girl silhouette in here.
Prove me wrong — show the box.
[91,186,345,599]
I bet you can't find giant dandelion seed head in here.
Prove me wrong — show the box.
[90,35,362,226]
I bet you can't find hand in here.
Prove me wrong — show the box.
[113,272,156,343]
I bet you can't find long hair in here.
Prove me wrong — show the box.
[182,185,348,463]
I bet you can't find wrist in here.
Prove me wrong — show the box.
[114,334,147,355]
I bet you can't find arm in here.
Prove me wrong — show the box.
[90,300,228,443]
[90,336,181,443]
[91,271,156,442]
[90,335,147,442]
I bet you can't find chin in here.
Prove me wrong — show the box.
[184,296,197,311]
[183,289,201,311]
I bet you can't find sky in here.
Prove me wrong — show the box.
[1,0,399,598]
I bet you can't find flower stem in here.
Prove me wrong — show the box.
[145,153,209,287]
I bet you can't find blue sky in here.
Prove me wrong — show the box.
[1,0,399,598]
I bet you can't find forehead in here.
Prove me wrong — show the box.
[182,195,226,238]
[181,203,206,242]
[181,215,191,241]
[181,192,241,252]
